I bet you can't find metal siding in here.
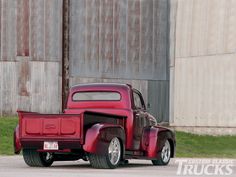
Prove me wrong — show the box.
[69,0,169,81]
[45,0,62,61]
[1,0,17,61]
[17,0,29,57]
[153,0,168,78]
[0,0,169,119]
[86,0,100,76]
[148,81,169,122]
[30,0,45,60]
[0,62,18,116]
[69,0,86,76]
[99,0,114,75]
[17,57,31,111]
[0,1,62,115]
[140,0,153,78]
[127,0,141,78]
[30,62,61,113]
[113,0,127,77]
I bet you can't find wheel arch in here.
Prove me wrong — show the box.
[83,123,126,158]
[142,126,175,159]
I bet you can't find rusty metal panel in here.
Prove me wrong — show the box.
[0,0,62,61]
[1,0,17,61]
[45,0,62,61]
[30,0,45,60]
[99,0,114,75]
[127,0,141,78]
[0,61,61,115]
[113,0,127,77]
[69,0,86,75]
[140,0,153,77]
[69,0,169,81]
[17,57,31,112]
[153,0,168,79]
[0,62,18,116]
[30,61,61,113]
[86,0,100,76]
[17,0,29,57]
[0,0,63,115]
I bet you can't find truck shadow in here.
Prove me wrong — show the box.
[51,162,153,169]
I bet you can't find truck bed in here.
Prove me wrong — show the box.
[18,111,126,150]
[18,111,83,150]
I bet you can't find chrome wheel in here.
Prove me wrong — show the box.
[88,137,122,169]
[43,152,53,162]
[161,140,171,163]
[108,137,121,165]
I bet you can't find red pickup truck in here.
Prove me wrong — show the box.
[14,83,175,169]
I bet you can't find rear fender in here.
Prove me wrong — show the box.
[14,124,21,154]
[141,126,176,158]
[83,123,125,158]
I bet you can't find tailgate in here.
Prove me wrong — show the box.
[18,111,83,141]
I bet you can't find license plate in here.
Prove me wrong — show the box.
[43,141,58,150]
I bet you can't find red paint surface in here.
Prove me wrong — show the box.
[15,83,175,160]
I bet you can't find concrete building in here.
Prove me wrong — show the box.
[0,0,235,135]
[169,0,236,135]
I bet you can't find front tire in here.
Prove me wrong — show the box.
[23,149,54,167]
[89,137,122,169]
[152,140,171,166]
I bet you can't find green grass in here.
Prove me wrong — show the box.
[0,117,18,155]
[0,117,236,158]
[176,131,236,158]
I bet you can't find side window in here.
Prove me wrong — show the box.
[133,91,143,109]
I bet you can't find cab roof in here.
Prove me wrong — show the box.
[70,83,132,92]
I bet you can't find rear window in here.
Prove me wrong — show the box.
[72,91,121,101]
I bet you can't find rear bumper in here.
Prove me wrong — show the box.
[20,139,82,150]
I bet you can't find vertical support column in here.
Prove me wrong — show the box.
[168,0,178,124]
[62,0,70,110]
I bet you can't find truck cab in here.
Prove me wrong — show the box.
[14,83,175,169]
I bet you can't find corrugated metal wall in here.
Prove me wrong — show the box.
[0,0,170,122]
[69,0,168,81]
[69,0,170,122]
[171,0,236,128]
[0,0,62,115]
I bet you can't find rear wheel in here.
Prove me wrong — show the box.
[23,149,54,167]
[152,140,171,166]
[89,137,122,169]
